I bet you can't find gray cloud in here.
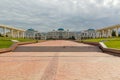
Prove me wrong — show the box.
[0,0,120,32]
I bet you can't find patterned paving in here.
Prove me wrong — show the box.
[0,40,120,80]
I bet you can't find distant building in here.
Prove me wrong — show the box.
[25,28,81,40]
[35,32,47,40]
[81,29,96,39]
[35,32,41,40]
[40,33,47,40]
[46,28,76,40]
[25,28,46,40]
[25,28,37,39]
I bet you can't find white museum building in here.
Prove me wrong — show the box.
[46,28,76,40]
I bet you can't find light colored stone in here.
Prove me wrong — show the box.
[11,40,19,43]
[0,40,120,80]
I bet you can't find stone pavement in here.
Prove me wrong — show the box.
[0,40,120,80]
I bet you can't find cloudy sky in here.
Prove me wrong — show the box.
[0,0,120,32]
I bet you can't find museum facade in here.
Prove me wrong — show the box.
[46,28,76,40]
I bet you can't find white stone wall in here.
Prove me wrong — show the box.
[46,30,76,39]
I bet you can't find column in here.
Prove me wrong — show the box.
[102,30,104,38]
[17,31,20,38]
[13,31,16,38]
[53,31,56,39]
[96,32,98,38]
[98,32,100,38]
[109,29,112,37]
[115,27,119,37]
[33,32,35,39]
[92,32,94,38]
[22,32,25,38]
[67,30,69,38]
[106,30,109,38]
[82,33,84,39]
[84,33,86,38]
[96,32,99,38]
[93,32,96,38]
[99,31,102,38]
[104,30,107,37]
[10,29,13,37]
[95,32,98,38]
[3,27,6,36]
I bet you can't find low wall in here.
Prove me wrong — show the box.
[99,44,120,54]
[81,41,99,46]
[80,41,120,54]
[0,41,36,53]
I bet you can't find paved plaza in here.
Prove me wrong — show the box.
[0,40,120,80]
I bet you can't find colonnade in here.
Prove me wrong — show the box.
[96,24,120,38]
[0,25,25,38]
[81,24,120,39]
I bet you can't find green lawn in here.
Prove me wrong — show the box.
[83,38,120,42]
[104,40,120,49]
[16,38,35,42]
[82,38,120,49]
[0,37,36,48]
[0,40,13,48]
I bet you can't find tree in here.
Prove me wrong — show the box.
[0,33,2,37]
[112,30,116,37]
[118,32,120,37]
[6,35,8,37]
[68,36,75,40]
[71,36,75,40]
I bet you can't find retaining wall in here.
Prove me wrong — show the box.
[0,41,36,53]
[80,41,120,54]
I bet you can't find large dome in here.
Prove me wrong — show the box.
[27,28,35,31]
[58,28,64,31]
[88,29,95,31]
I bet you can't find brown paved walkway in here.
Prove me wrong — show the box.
[0,40,120,80]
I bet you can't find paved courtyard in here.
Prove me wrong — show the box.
[0,40,120,80]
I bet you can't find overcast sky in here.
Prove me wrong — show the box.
[0,0,120,32]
